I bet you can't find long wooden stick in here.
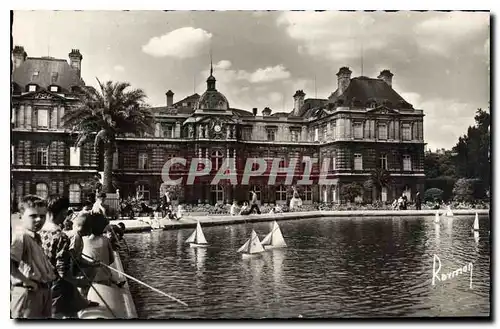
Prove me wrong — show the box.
[69,253,117,318]
[82,253,188,307]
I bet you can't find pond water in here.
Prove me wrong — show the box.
[125,215,490,319]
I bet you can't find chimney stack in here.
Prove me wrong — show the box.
[293,90,306,116]
[262,107,272,116]
[12,46,27,70]
[166,90,174,107]
[69,49,83,77]
[252,108,258,116]
[336,67,352,96]
[378,69,394,87]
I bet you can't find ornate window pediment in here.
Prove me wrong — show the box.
[367,106,400,115]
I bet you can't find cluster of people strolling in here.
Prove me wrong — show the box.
[11,192,128,319]
[391,192,422,210]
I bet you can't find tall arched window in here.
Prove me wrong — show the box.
[211,150,224,170]
[211,184,224,204]
[69,184,81,204]
[304,186,313,201]
[36,183,48,199]
[276,185,287,202]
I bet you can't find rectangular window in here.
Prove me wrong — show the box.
[242,127,252,140]
[36,147,49,165]
[322,125,327,141]
[11,146,14,165]
[380,154,388,170]
[69,147,80,166]
[37,109,48,128]
[332,120,337,139]
[28,85,36,92]
[162,124,174,138]
[266,128,277,141]
[290,129,300,142]
[403,155,412,171]
[138,153,148,169]
[354,123,363,139]
[51,72,58,83]
[378,124,387,140]
[412,123,418,140]
[402,124,411,141]
[50,86,58,92]
[354,153,363,170]
[314,128,319,141]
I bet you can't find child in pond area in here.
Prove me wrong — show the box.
[83,214,126,288]
[11,195,56,319]
[66,212,100,304]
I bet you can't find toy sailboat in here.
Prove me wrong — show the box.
[472,213,480,231]
[151,218,162,230]
[186,221,208,248]
[261,221,287,249]
[434,212,440,223]
[444,206,454,217]
[237,229,265,258]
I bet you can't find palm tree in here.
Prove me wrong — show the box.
[64,79,154,193]
[364,168,392,201]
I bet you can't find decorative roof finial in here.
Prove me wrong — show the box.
[210,47,213,77]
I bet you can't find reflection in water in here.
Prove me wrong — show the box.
[126,215,490,319]
[434,222,440,246]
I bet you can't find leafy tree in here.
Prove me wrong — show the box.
[340,182,363,203]
[64,80,154,193]
[365,168,391,201]
[452,178,475,203]
[424,188,444,202]
[452,108,490,190]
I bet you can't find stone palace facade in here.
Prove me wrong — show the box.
[11,46,425,206]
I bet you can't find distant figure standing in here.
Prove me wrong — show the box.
[289,186,302,211]
[415,192,422,210]
[160,191,172,217]
[249,191,261,214]
[400,193,408,210]
[230,201,239,216]
[91,193,107,217]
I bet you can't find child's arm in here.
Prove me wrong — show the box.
[10,234,38,290]
[10,259,38,290]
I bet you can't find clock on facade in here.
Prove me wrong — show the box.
[214,125,221,132]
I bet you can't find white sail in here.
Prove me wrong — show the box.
[261,231,273,246]
[248,230,265,254]
[237,239,250,253]
[270,222,287,247]
[434,212,440,223]
[185,230,196,243]
[473,213,479,231]
[195,221,208,244]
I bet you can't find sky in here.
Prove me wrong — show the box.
[11,10,490,151]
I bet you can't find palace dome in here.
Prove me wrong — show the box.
[195,63,230,110]
[196,88,230,110]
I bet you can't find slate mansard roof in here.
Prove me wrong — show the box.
[328,77,411,108]
[12,57,85,93]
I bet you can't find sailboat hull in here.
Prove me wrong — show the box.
[190,243,209,248]
[263,244,286,250]
[242,252,262,259]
